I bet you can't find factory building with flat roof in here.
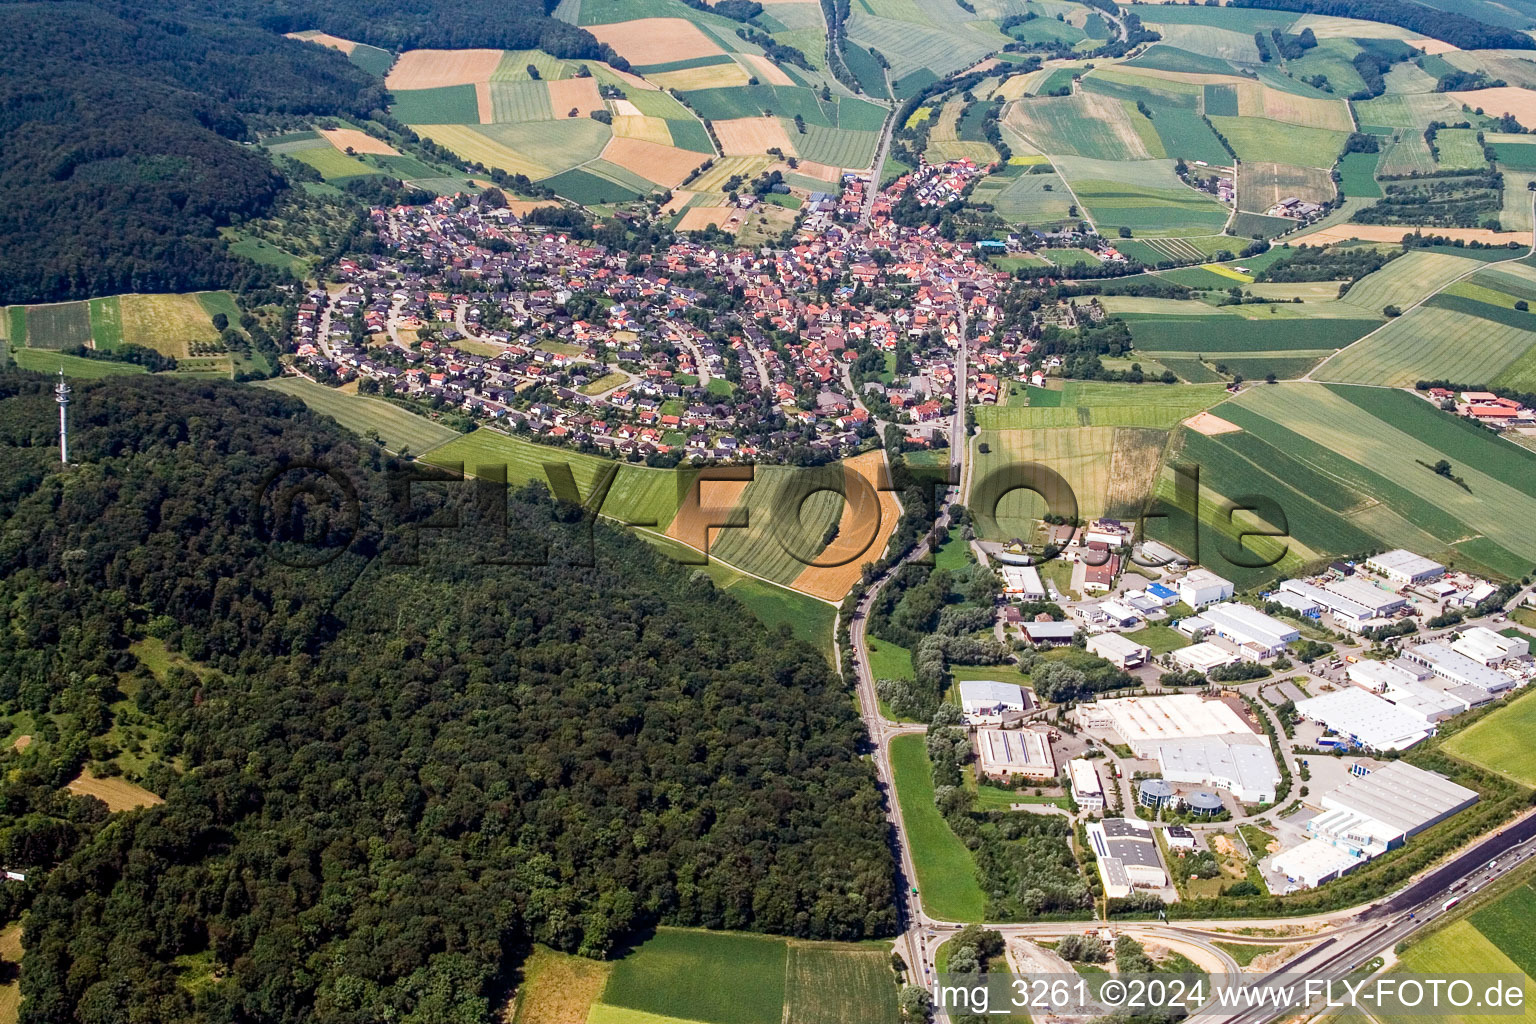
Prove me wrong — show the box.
[1088,818,1167,898]
[1156,737,1280,803]
[1180,602,1298,659]
[958,679,1032,719]
[1293,687,1433,751]
[1070,758,1105,812]
[1364,550,1445,586]
[1086,631,1150,669]
[975,728,1056,780]
[1403,642,1517,694]
[1077,693,1255,758]
[1308,761,1478,857]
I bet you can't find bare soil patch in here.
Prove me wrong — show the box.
[547,76,604,117]
[714,116,796,157]
[791,450,902,601]
[602,136,707,187]
[319,128,400,156]
[1292,223,1531,246]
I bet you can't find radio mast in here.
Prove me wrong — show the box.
[55,370,70,465]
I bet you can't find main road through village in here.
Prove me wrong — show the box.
[841,328,1536,1022]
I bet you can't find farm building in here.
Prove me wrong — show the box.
[1179,603,1297,659]
[1293,688,1433,751]
[975,728,1056,780]
[1087,632,1150,669]
[1402,642,1517,694]
[1450,627,1529,666]
[1272,838,1367,890]
[1070,758,1105,813]
[1077,694,1256,758]
[959,679,1032,719]
[1087,818,1167,898]
[1156,738,1280,804]
[1178,568,1233,609]
[1364,550,1445,586]
[1306,761,1478,857]
[1172,641,1238,674]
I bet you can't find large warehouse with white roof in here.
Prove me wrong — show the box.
[1293,687,1434,751]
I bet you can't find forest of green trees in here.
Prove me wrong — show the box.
[0,372,893,1022]
[0,0,622,305]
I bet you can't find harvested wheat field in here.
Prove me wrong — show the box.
[739,53,793,86]
[649,61,752,91]
[66,770,164,813]
[286,31,358,54]
[1415,39,1460,55]
[791,450,902,601]
[1187,411,1241,435]
[320,128,400,155]
[587,18,723,66]
[791,159,842,182]
[1255,87,1351,132]
[662,190,698,214]
[677,205,741,231]
[386,48,502,90]
[715,116,796,157]
[602,136,706,186]
[612,98,644,118]
[1453,87,1536,129]
[505,200,562,216]
[547,76,604,117]
[1292,223,1532,246]
[475,81,495,123]
[665,475,752,552]
[614,115,674,144]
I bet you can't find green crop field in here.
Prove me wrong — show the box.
[1336,150,1382,198]
[889,734,987,922]
[868,638,915,682]
[708,464,842,584]
[422,427,690,529]
[489,80,554,122]
[783,944,900,1024]
[1210,117,1347,170]
[392,84,482,124]
[1339,250,1483,315]
[256,377,463,454]
[1071,178,1230,235]
[348,43,395,77]
[793,122,880,168]
[22,301,92,349]
[88,297,122,349]
[587,929,898,1024]
[1127,44,1236,76]
[1445,688,1536,788]
[541,167,644,204]
[1320,304,1536,387]
[116,293,232,357]
[969,167,1076,225]
[289,146,382,181]
[12,348,146,378]
[1204,383,1536,579]
[1435,128,1489,171]
[599,929,788,1024]
[1467,882,1536,979]
[1128,317,1380,354]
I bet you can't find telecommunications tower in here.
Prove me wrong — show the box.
[55,369,70,465]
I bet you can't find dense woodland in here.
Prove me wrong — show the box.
[1233,0,1535,50]
[0,0,618,305]
[0,372,894,1022]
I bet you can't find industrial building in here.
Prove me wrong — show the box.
[1172,641,1237,674]
[1365,550,1445,586]
[975,728,1056,780]
[1308,761,1478,856]
[1347,659,1492,715]
[1087,631,1150,669]
[1180,602,1298,659]
[1278,577,1406,629]
[1402,642,1516,694]
[1088,818,1167,898]
[1021,621,1077,645]
[1138,777,1174,811]
[959,679,1032,719]
[1272,838,1367,890]
[1070,757,1105,812]
[1178,568,1234,609]
[1077,694,1256,757]
[1450,626,1529,666]
[1293,687,1433,751]
[1156,738,1280,803]
[1001,565,1046,600]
